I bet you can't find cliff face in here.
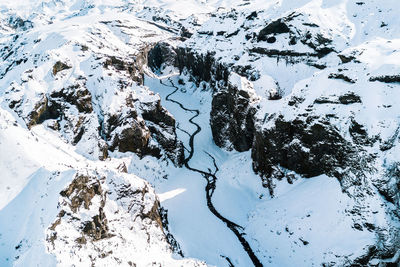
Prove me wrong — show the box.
[147,2,400,264]
[210,73,258,152]
[1,0,400,266]
[45,171,191,266]
[0,5,194,266]
[2,18,184,165]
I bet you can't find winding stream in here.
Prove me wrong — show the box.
[160,78,263,267]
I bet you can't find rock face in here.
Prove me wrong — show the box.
[175,47,230,86]
[154,4,400,264]
[210,73,259,151]
[1,0,400,266]
[45,171,205,267]
[251,116,358,179]
[257,18,290,41]
[148,42,178,74]
[103,87,184,164]
[55,175,111,241]
[4,28,183,164]
[52,61,71,76]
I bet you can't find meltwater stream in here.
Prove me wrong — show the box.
[159,77,263,267]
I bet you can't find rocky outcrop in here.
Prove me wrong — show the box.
[374,163,400,207]
[103,90,184,164]
[369,75,400,83]
[159,26,400,263]
[175,47,230,87]
[50,84,93,113]
[45,171,205,266]
[257,18,290,41]
[141,98,185,164]
[52,61,71,76]
[148,42,178,73]
[103,55,145,85]
[251,116,361,179]
[47,174,111,248]
[8,16,33,31]
[26,95,61,129]
[105,110,151,155]
[100,49,184,164]
[6,41,183,164]
[210,73,259,151]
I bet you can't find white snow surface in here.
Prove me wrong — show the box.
[0,0,399,266]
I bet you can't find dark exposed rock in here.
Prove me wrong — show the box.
[73,118,86,145]
[110,120,151,154]
[140,100,184,164]
[349,119,373,146]
[302,22,319,28]
[180,26,193,38]
[314,97,339,104]
[328,73,356,83]
[147,42,177,74]
[288,96,305,106]
[249,47,318,57]
[251,116,358,179]
[314,93,361,105]
[104,55,145,85]
[145,121,184,165]
[27,96,61,129]
[56,174,113,241]
[160,45,261,88]
[338,54,356,64]
[246,11,258,20]
[226,29,240,38]
[301,33,334,58]
[59,175,103,213]
[8,16,33,31]
[159,207,184,256]
[75,236,87,245]
[210,74,258,152]
[141,99,175,127]
[82,207,111,241]
[258,19,290,41]
[266,36,276,43]
[52,61,71,76]
[142,200,163,229]
[369,75,400,83]
[51,84,93,113]
[373,163,400,207]
[198,30,213,35]
[175,47,231,87]
[22,83,105,158]
[380,126,400,152]
[338,92,362,104]
[104,94,183,164]
[26,83,93,129]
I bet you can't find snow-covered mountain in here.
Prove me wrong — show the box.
[0,0,399,266]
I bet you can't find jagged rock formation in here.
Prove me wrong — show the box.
[146,1,400,264]
[210,73,259,152]
[45,171,201,266]
[1,17,184,164]
[1,0,400,266]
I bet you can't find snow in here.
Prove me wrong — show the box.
[143,75,257,266]
[0,0,399,266]
[0,108,86,210]
[142,73,383,266]
[246,175,376,266]
[0,169,73,266]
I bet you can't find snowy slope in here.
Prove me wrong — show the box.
[0,0,399,266]
[0,1,208,266]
